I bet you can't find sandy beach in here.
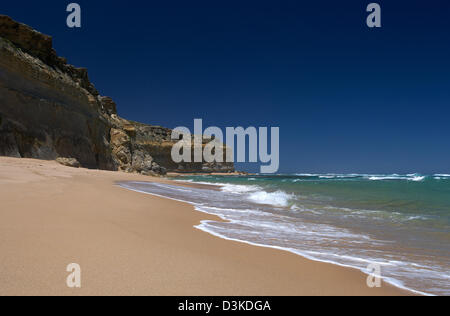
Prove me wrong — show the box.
[0,157,411,296]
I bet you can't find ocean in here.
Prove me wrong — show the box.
[118,173,450,296]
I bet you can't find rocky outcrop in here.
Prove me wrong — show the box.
[56,157,81,168]
[0,16,234,175]
[127,122,234,173]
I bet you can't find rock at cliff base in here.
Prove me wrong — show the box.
[56,158,81,168]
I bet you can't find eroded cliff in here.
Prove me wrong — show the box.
[0,16,234,174]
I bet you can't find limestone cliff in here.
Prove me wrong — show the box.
[0,16,234,174]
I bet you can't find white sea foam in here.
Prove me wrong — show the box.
[368,176,400,181]
[295,173,361,179]
[367,175,426,181]
[218,183,296,207]
[406,215,428,221]
[433,175,450,180]
[175,180,223,186]
[292,173,429,182]
[219,184,261,194]
[294,173,320,176]
[247,190,294,207]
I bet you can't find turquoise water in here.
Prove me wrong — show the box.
[120,173,450,295]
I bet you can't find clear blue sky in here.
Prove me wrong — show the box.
[2,1,450,173]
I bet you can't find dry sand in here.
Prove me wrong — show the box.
[0,157,412,296]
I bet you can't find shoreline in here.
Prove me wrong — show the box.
[119,180,428,296]
[0,157,412,295]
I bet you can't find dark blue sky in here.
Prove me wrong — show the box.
[3,1,450,173]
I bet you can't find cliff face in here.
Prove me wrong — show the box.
[0,16,234,174]
[0,16,114,170]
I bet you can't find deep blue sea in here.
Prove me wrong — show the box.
[119,173,450,295]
